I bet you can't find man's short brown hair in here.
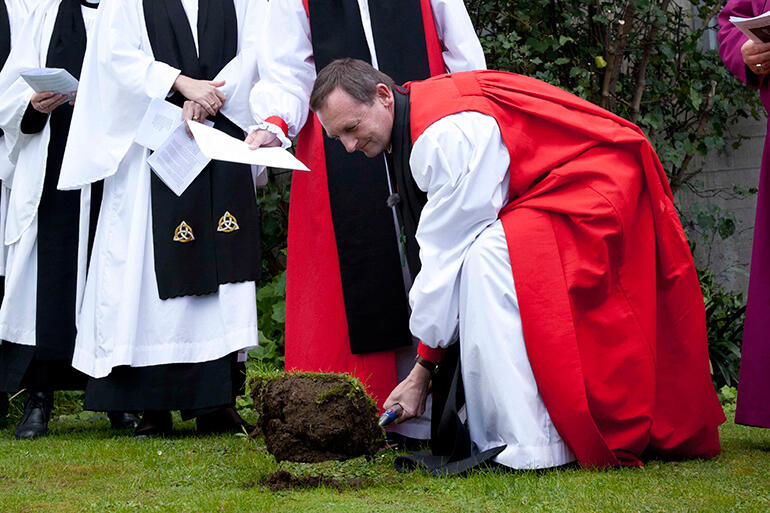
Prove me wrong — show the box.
[310,58,396,112]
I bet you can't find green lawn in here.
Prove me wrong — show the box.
[0,398,768,513]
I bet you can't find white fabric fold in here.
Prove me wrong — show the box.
[408,112,510,349]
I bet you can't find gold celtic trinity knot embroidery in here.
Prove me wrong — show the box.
[173,221,195,243]
[217,211,240,233]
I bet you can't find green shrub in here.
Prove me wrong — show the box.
[700,269,745,389]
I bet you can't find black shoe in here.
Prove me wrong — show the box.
[196,407,254,434]
[0,394,8,429]
[134,410,172,438]
[14,391,53,440]
[108,411,140,430]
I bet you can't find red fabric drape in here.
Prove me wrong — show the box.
[408,70,724,467]
[285,1,446,409]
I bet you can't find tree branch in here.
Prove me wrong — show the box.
[601,0,636,110]
[630,0,672,124]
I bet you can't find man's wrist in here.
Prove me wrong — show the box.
[410,362,432,384]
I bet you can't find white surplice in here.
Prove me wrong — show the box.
[0,0,98,347]
[248,0,486,441]
[57,0,265,378]
[409,111,576,469]
[0,0,34,278]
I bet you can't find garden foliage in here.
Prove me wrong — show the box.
[466,0,762,192]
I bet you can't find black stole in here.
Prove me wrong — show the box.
[35,0,89,359]
[306,0,432,354]
[388,88,426,279]
[143,0,260,299]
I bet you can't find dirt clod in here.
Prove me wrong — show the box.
[261,470,365,492]
[251,373,385,463]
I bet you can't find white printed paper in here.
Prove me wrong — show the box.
[730,11,770,43]
[135,98,183,151]
[20,68,79,100]
[187,121,310,171]
[147,122,212,197]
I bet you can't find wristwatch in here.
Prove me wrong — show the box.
[415,354,439,377]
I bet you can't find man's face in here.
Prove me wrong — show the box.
[317,85,394,158]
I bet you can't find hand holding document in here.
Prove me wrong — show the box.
[20,68,78,100]
[730,11,770,43]
[137,99,310,197]
[187,121,310,171]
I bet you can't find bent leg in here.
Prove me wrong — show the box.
[459,220,575,469]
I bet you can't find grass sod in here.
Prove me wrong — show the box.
[0,402,768,512]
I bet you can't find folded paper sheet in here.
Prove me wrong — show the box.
[20,68,78,100]
[187,120,310,171]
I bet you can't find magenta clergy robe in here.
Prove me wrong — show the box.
[719,0,770,428]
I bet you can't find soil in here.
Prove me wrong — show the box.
[261,470,366,492]
[251,373,385,463]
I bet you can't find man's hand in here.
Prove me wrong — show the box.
[182,101,208,138]
[30,91,68,114]
[383,363,431,424]
[174,75,226,116]
[245,128,281,150]
[742,40,770,76]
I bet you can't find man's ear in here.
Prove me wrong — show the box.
[376,83,394,107]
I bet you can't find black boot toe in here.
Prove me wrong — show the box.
[14,391,53,440]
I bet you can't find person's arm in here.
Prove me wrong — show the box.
[718,0,768,88]
[384,111,510,421]
[247,0,315,148]
[409,112,510,348]
[430,0,486,72]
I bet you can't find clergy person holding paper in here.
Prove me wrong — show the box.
[310,59,724,470]
[0,0,35,429]
[246,0,486,442]
[0,0,117,439]
[57,0,264,436]
[719,1,770,430]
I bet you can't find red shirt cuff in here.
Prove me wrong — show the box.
[264,116,288,137]
[418,342,445,363]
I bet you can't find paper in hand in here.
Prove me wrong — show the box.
[147,121,213,197]
[187,121,310,171]
[135,98,183,151]
[730,11,770,43]
[20,68,78,100]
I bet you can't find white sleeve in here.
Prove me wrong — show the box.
[248,0,314,139]
[430,0,486,73]
[408,111,509,348]
[214,0,266,132]
[58,0,181,189]
[0,0,49,167]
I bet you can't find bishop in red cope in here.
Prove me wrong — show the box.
[310,59,724,469]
